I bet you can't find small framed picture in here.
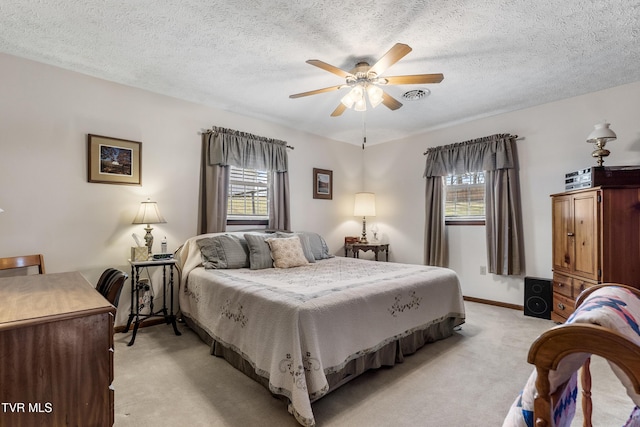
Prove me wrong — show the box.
[88,134,141,185]
[313,168,332,200]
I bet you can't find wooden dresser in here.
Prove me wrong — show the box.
[551,186,640,322]
[0,271,115,426]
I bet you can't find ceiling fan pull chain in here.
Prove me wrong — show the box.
[362,111,367,150]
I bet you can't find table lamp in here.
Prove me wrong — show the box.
[132,198,166,254]
[354,192,376,243]
[587,122,616,166]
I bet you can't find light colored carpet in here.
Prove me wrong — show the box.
[112,302,633,426]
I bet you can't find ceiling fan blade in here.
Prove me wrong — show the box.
[383,74,444,85]
[369,43,412,76]
[330,103,347,117]
[289,84,345,99]
[381,91,403,111]
[306,59,353,78]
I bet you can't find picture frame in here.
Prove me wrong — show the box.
[313,168,332,200]
[88,134,141,185]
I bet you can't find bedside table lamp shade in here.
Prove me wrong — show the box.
[354,192,376,244]
[132,198,166,254]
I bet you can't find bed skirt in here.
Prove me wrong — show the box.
[183,314,461,403]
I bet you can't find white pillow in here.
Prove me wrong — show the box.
[265,236,309,269]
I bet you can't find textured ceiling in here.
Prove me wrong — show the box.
[1,1,639,145]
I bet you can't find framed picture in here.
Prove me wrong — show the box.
[88,134,141,185]
[313,168,332,200]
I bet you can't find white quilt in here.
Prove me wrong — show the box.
[178,242,465,426]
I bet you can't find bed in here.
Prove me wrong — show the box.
[503,284,640,427]
[176,231,465,426]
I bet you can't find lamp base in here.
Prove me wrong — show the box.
[592,148,610,167]
[591,139,611,167]
[143,225,154,254]
[360,216,368,244]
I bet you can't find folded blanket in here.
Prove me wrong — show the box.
[503,285,640,427]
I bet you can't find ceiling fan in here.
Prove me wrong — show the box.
[289,43,444,117]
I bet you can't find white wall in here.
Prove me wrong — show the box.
[3,51,640,316]
[0,53,362,325]
[366,81,640,305]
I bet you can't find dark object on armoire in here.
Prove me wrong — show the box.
[565,165,640,191]
[524,276,552,320]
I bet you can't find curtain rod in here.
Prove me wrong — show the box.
[422,134,521,155]
[202,128,294,150]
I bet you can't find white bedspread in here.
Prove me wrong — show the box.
[178,241,464,426]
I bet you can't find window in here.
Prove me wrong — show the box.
[227,165,269,225]
[444,172,485,225]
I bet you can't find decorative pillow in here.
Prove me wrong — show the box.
[275,232,315,263]
[197,234,249,269]
[244,233,275,270]
[293,231,333,260]
[265,236,309,269]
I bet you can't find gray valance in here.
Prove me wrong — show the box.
[423,134,515,177]
[207,126,288,172]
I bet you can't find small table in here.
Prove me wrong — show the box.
[124,258,181,346]
[345,242,390,261]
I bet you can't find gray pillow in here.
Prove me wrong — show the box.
[243,233,274,270]
[197,234,249,269]
[275,232,315,263]
[297,231,333,260]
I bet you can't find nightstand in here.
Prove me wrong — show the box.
[124,258,181,346]
[345,239,390,261]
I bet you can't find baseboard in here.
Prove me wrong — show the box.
[463,296,523,311]
[114,317,166,333]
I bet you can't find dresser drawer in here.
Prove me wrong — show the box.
[552,274,573,298]
[573,279,595,300]
[552,292,575,320]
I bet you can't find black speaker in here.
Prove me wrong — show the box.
[524,277,552,319]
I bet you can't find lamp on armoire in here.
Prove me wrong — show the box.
[354,192,376,244]
[587,122,617,166]
[132,198,166,254]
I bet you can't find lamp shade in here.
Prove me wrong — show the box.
[132,198,166,224]
[0,208,4,213]
[354,192,376,217]
[587,122,617,143]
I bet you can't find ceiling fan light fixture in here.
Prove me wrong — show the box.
[341,86,366,111]
[366,85,384,108]
[340,92,355,108]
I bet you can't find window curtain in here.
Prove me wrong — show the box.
[198,127,291,234]
[423,134,524,275]
[424,176,446,266]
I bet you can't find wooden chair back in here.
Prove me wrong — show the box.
[96,268,128,307]
[528,284,640,427]
[0,254,45,275]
